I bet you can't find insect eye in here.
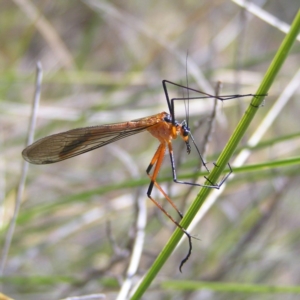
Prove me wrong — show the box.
[182,125,190,137]
[164,114,172,123]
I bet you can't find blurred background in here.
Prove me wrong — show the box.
[1,0,300,299]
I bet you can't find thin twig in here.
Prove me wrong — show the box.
[83,0,215,94]
[200,81,221,156]
[13,0,74,68]
[183,66,300,240]
[178,82,221,213]
[108,146,147,300]
[0,62,43,274]
[204,178,288,281]
[61,294,106,300]
[232,0,300,41]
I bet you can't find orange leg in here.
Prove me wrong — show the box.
[146,143,183,219]
[146,142,192,272]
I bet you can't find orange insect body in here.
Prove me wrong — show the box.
[22,108,195,272]
[147,112,185,143]
[23,80,260,271]
[22,111,188,165]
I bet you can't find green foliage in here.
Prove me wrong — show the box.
[1,1,300,299]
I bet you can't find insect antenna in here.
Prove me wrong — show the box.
[185,52,190,128]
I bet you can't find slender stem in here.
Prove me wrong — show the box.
[130,9,300,300]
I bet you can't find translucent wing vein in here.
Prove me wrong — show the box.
[22,114,165,164]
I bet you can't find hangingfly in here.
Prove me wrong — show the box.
[22,80,263,271]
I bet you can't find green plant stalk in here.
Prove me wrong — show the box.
[131,9,300,300]
[17,155,300,227]
[162,280,300,293]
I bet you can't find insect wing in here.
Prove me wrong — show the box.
[22,115,162,165]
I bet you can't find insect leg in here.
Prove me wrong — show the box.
[147,143,183,219]
[168,140,228,189]
[146,143,193,272]
[204,162,232,187]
